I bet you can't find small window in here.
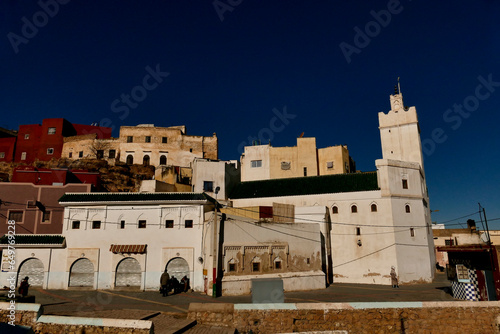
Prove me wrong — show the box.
[303,167,307,176]
[79,151,83,158]
[24,134,29,139]
[185,220,193,228]
[143,155,150,166]
[332,206,338,214]
[307,258,310,264]
[252,262,260,272]
[281,161,291,170]
[165,220,174,228]
[351,205,357,213]
[251,160,262,168]
[96,150,104,159]
[274,261,282,270]
[445,239,454,246]
[228,263,236,272]
[138,220,146,228]
[127,136,133,143]
[160,155,167,165]
[326,161,333,169]
[203,181,214,192]
[68,152,73,158]
[120,220,125,229]
[48,127,56,135]
[162,137,168,143]
[42,211,51,222]
[109,150,116,159]
[92,221,101,229]
[126,155,134,164]
[371,204,377,212]
[189,148,193,153]
[0,152,4,159]
[356,227,361,236]
[405,204,411,213]
[402,179,408,189]
[47,148,54,155]
[21,152,27,160]
[72,221,80,229]
[145,136,151,143]
[456,264,470,283]
[410,228,415,237]
[8,211,23,222]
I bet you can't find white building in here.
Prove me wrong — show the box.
[0,192,216,292]
[229,91,436,285]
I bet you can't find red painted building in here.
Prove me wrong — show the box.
[14,118,111,163]
[0,127,17,162]
[0,183,92,235]
[12,166,102,190]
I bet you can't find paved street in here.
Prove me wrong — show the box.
[27,273,454,317]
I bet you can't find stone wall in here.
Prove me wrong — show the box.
[0,302,152,334]
[188,301,500,333]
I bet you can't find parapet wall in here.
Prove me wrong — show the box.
[0,302,153,333]
[188,301,500,333]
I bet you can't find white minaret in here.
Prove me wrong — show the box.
[378,86,425,172]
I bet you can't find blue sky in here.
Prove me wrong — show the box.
[1,1,499,229]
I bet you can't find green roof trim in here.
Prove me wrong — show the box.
[229,172,379,199]
[0,234,65,245]
[59,192,208,203]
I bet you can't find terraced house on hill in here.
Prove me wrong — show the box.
[227,91,435,286]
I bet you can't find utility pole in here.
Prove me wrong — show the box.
[482,205,495,271]
[212,187,220,298]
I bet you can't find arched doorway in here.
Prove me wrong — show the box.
[166,257,190,280]
[159,155,167,165]
[17,258,44,287]
[115,257,141,287]
[143,155,150,166]
[126,155,134,164]
[69,258,94,287]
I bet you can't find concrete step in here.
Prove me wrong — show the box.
[148,313,196,334]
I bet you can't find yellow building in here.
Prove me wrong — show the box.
[241,137,354,182]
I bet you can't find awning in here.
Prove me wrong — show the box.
[110,244,147,254]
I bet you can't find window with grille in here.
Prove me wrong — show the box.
[251,160,262,168]
[9,211,23,222]
[48,127,56,135]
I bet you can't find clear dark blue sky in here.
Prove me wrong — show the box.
[1,1,499,229]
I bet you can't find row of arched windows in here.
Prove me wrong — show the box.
[126,154,167,166]
[332,204,411,214]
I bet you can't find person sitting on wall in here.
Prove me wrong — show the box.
[160,270,170,297]
[18,277,30,297]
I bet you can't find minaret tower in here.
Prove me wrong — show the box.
[378,85,425,172]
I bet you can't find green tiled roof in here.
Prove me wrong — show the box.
[0,234,65,245]
[59,192,208,203]
[229,172,379,199]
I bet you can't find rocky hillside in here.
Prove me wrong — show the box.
[0,159,155,192]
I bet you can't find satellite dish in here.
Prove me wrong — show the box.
[480,232,490,244]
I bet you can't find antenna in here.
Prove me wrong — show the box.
[397,77,401,95]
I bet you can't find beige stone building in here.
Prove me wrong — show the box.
[240,137,355,182]
[119,124,217,167]
[62,134,120,165]
[62,124,218,168]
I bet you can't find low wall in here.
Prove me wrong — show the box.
[0,302,153,333]
[222,271,325,296]
[188,301,500,333]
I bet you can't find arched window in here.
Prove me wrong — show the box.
[405,204,411,213]
[351,205,357,213]
[143,155,150,166]
[371,204,377,212]
[126,155,133,165]
[159,155,167,165]
[332,206,338,214]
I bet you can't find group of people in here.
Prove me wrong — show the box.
[160,271,190,297]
